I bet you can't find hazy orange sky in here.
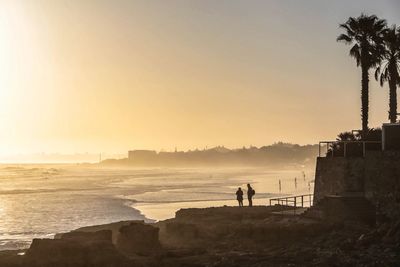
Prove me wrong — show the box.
[0,0,399,155]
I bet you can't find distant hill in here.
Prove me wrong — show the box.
[102,143,319,169]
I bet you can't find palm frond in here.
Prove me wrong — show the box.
[380,72,385,86]
[349,44,361,65]
[337,33,352,43]
[376,23,400,87]
[338,23,356,37]
[375,66,381,81]
[338,14,388,69]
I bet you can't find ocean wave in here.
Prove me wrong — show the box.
[0,231,53,237]
[0,166,62,175]
[0,187,99,195]
[121,199,139,206]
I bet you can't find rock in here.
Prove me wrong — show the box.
[116,222,161,256]
[165,222,200,240]
[61,230,112,243]
[62,220,144,244]
[0,250,24,267]
[4,206,400,267]
[175,206,279,222]
[340,238,354,251]
[358,234,365,241]
[383,220,400,244]
[24,230,128,267]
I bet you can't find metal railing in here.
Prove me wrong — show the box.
[269,194,314,209]
[319,141,382,158]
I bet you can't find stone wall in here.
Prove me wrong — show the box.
[314,151,400,219]
[314,156,365,201]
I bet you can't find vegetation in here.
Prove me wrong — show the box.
[338,14,400,135]
[330,14,400,157]
[337,14,387,138]
[375,25,400,123]
[327,128,382,157]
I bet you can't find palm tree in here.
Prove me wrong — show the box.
[375,25,400,123]
[337,14,387,138]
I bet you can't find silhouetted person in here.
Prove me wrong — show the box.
[247,184,255,207]
[236,187,243,207]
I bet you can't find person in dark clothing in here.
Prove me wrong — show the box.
[247,183,255,207]
[236,187,244,207]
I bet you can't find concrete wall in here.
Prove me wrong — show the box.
[314,151,400,219]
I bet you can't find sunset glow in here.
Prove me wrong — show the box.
[0,0,399,156]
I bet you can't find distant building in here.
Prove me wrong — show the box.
[128,150,157,161]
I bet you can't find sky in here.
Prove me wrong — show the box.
[0,0,399,156]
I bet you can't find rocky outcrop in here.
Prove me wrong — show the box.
[22,223,164,266]
[56,220,140,244]
[0,250,23,267]
[116,221,161,256]
[23,230,129,267]
[175,206,289,221]
[1,206,400,267]
[61,229,112,243]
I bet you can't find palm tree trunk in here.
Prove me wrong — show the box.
[361,64,369,138]
[388,76,397,123]
[388,62,398,123]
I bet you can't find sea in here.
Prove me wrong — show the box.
[0,165,314,250]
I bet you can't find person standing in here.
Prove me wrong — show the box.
[236,187,244,207]
[247,184,255,207]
